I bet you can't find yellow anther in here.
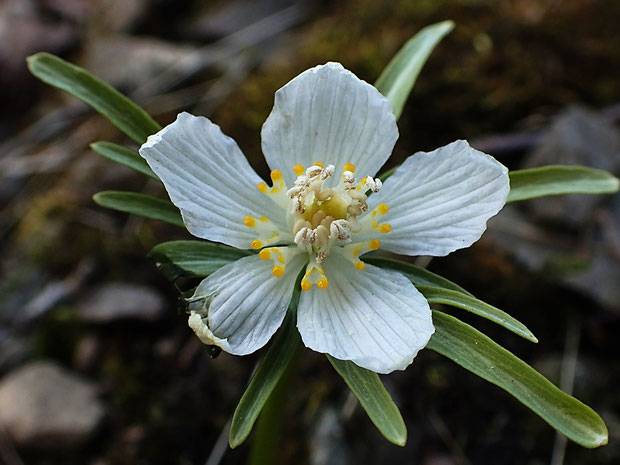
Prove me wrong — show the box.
[251,239,262,249]
[293,164,305,176]
[301,279,312,291]
[259,249,271,260]
[271,186,280,193]
[313,161,324,168]
[243,216,255,227]
[354,244,362,256]
[369,239,380,250]
[372,220,379,229]
[354,262,366,270]
[343,163,356,173]
[377,203,389,214]
[380,223,392,233]
[272,265,285,278]
[257,182,268,193]
[270,169,283,182]
[259,216,269,222]
[278,254,285,264]
[317,277,329,289]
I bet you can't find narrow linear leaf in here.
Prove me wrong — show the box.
[91,141,158,180]
[27,53,161,143]
[375,20,454,120]
[427,310,608,448]
[327,355,407,446]
[378,165,397,182]
[508,165,620,202]
[148,240,251,281]
[366,256,472,296]
[93,191,183,227]
[418,285,537,342]
[229,308,301,448]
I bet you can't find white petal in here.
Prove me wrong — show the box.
[297,254,434,374]
[188,253,307,355]
[261,62,398,186]
[364,140,509,256]
[140,112,289,248]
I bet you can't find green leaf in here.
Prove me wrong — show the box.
[90,141,158,180]
[427,310,608,448]
[508,165,620,203]
[417,285,537,342]
[366,256,472,296]
[375,20,454,120]
[378,165,397,182]
[229,306,302,448]
[327,355,407,446]
[27,53,161,143]
[148,240,251,280]
[93,191,183,227]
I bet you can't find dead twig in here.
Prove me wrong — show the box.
[550,316,581,465]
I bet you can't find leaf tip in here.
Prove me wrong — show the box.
[92,191,107,207]
[439,19,455,31]
[228,434,242,449]
[392,432,407,447]
[25,53,40,71]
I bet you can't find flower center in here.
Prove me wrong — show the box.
[247,163,392,291]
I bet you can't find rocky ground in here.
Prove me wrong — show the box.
[0,0,619,464]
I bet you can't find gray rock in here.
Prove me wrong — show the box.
[0,361,104,449]
[310,407,350,465]
[524,105,620,225]
[82,35,198,90]
[78,282,166,323]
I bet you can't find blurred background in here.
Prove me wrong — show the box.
[0,0,619,464]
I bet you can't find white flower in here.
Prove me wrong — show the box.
[139,62,509,374]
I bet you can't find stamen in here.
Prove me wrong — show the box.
[306,165,323,178]
[258,172,289,209]
[258,246,302,278]
[376,203,389,215]
[270,169,283,182]
[335,240,381,270]
[293,164,305,176]
[244,215,281,249]
[343,163,355,173]
[300,262,328,291]
[358,203,391,235]
[287,159,385,266]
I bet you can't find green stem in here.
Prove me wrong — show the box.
[247,347,299,465]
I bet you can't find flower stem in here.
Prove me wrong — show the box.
[247,346,300,465]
